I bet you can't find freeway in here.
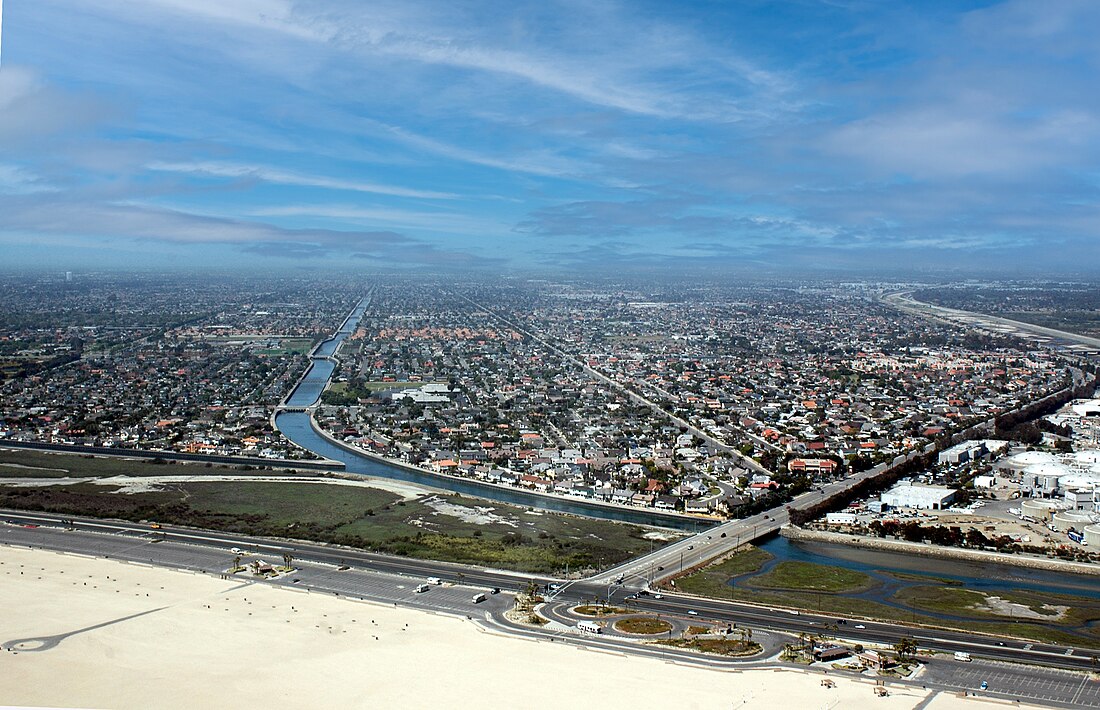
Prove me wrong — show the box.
[4,508,1099,677]
[884,291,1100,352]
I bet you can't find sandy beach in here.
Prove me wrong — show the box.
[1,546,1035,709]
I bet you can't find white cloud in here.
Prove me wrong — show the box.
[251,203,509,235]
[0,164,54,194]
[147,160,457,200]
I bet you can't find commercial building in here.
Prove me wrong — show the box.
[880,483,956,510]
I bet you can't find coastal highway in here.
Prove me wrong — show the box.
[3,509,1099,677]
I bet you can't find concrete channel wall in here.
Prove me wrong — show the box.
[782,525,1100,577]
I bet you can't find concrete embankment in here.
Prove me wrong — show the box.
[782,525,1100,577]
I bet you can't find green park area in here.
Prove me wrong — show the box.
[255,338,314,355]
[0,472,668,574]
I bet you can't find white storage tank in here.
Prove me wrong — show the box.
[1021,499,1058,521]
[1084,524,1100,547]
[1051,510,1095,532]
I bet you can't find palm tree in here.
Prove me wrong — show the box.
[893,637,917,662]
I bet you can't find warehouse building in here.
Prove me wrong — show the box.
[880,483,956,510]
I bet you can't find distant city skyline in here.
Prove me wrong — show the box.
[1,1,1098,275]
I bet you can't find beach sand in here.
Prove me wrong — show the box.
[0,546,1033,709]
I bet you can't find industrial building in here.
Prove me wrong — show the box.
[880,483,956,510]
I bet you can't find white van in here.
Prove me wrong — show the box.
[954,651,971,662]
[472,593,487,604]
[415,584,430,593]
[427,577,442,585]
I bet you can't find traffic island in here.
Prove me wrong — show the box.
[656,637,763,657]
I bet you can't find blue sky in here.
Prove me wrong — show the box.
[1,0,1098,274]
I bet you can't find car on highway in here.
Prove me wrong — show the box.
[854,624,866,629]
[788,610,800,616]
[652,593,663,599]
[687,610,698,615]
[150,523,162,529]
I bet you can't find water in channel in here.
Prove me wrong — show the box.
[274,297,710,532]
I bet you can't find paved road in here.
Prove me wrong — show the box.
[4,513,1099,708]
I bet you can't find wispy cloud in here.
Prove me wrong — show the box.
[147,161,457,200]
[251,204,510,236]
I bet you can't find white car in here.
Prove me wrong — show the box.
[854,624,866,629]
[687,610,698,615]
[653,593,663,599]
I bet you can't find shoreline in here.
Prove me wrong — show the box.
[783,525,1100,577]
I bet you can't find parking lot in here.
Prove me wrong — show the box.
[921,659,1100,707]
